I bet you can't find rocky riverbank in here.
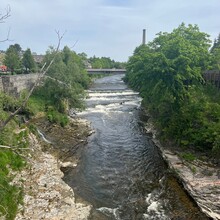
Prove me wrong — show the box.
[143,112,220,220]
[15,117,94,220]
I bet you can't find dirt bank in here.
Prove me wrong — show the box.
[15,117,94,220]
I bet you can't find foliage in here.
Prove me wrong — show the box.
[181,153,196,162]
[0,116,27,219]
[22,48,36,73]
[0,92,21,114]
[32,46,90,115]
[0,159,23,220]
[46,107,69,127]
[88,55,126,69]
[4,45,21,74]
[0,89,30,219]
[3,43,38,74]
[125,23,220,156]
[210,33,220,70]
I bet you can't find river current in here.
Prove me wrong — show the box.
[63,74,208,220]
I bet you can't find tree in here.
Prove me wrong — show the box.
[35,45,90,113]
[0,30,65,131]
[210,33,220,53]
[22,48,36,73]
[12,43,22,54]
[127,23,211,111]
[4,45,20,74]
[125,23,220,153]
[88,55,125,69]
[210,33,220,69]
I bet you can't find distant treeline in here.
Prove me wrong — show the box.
[78,53,126,69]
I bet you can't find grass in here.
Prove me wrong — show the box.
[0,120,27,220]
[27,95,47,115]
[0,150,24,220]
[180,152,196,162]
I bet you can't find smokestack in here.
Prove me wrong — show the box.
[142,29,146,45]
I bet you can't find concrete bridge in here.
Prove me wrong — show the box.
[87,68,126,75]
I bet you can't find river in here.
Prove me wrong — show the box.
[63,74,209,220]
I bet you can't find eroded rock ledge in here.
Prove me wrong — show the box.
[15,118,94,220]
[144,117,220,220]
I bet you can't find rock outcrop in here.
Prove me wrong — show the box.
[15,118,93,220]
[145,119,220,220]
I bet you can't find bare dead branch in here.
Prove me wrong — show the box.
[0,145,29,150]
[0,27,12,43]
[70,39,79,49]
[0,31,65,132]
[46,75,70,87]
[0,5,11,23]
[0,6,12,42]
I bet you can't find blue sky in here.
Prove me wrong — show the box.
[0,0,220,62]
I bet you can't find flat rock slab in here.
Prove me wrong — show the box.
[144,119,220,220]
[163,150,220,220]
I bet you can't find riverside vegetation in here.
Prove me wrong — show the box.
[125,23,220,159]
[0,43,126,219]
[0,46,91,219]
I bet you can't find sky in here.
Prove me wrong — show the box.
[0,0,220,62]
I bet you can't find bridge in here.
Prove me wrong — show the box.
[86,68,126,75]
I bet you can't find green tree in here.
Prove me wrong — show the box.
[12,43,22,54]
[34,46,90,113]
[88,56,125,69]
[125,23,220,154]
[127,23,211,112]
[22,48,36,73]
[210,33,220,69]
[210,33,220,53]
[4,45,20,74]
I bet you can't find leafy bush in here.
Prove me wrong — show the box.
[47,108,69,127]
[0,130,27,219]
[181,153,196,162]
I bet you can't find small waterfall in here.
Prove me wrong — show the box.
[37,128,52,144]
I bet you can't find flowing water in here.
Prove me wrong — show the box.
[63,74,209,220]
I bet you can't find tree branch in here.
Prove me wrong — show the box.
[0,31,65,132]
[0,5,11,23]
[0,6,12,42]
[0,27,12,43]
[0,145,29,150]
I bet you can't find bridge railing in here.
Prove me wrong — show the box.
[86,69,126,75]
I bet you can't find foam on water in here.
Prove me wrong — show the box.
[97,207,121,220]
[143,193,168,220]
